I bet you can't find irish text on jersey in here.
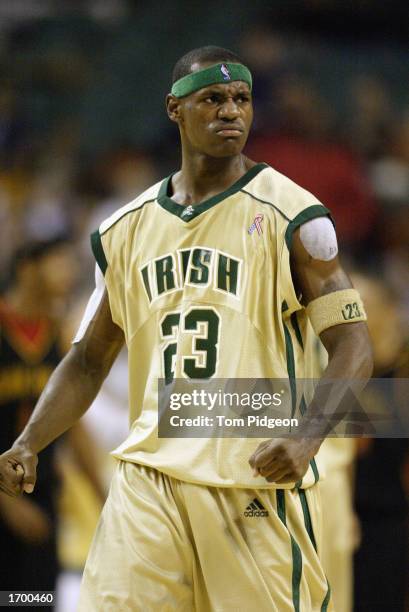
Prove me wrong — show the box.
[139,248,243,303]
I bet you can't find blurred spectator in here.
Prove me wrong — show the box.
[0,238,106,603]
[369,112,409,331]
[370,111,409,208]
[0,160,36,284]
[345,75,395,161]
[0,238,76,595]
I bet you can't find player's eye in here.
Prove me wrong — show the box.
[236,95,250,103]
[204,95,220,104]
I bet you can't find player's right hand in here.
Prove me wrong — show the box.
[0,445,38,497]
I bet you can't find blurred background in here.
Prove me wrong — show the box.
[0,1,408,610]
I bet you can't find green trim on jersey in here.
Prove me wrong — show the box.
[299,488,331,612]
[321,581,332,612]
[283,321,297,419]
[276,489,286,524]
[298,489,317,551]
[276,490,302,612]
[157,163,269,222]
[310,458,320,483]
[281,300,289,313]
[285,204,333,249]
[290,312,304,349]
[284,320,303,491]
[91,230,108,276]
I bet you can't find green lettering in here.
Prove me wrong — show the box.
[217,254,239,295]
[179,249,191,282]
[140,264,152,302]
[155,256,176,295]
[189,249,212,285]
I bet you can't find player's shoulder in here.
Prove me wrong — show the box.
[98,179,163,236]
[247,163,326,221]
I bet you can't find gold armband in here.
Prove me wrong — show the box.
[306,288,367,336]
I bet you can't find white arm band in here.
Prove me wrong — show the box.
[72,265,106,344]
[300,216,338,261]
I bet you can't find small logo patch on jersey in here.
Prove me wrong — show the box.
[220,64,231,81]
[244,498,269,517]
[181,205,194,218]
[248,214,264,236]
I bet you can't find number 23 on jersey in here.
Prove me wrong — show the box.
[160,307,220,383]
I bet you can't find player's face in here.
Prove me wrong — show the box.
[171,77,253,158]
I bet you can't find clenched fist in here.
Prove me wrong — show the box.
[249,438,321,484]
[0,445,38,497]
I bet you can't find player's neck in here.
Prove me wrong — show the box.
[173,153,255,206]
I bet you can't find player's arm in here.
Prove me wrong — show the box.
[290,225,373,383]
[249,220,373,483]
[0,290,124,497]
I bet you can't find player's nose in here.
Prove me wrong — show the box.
[218,98,240,119]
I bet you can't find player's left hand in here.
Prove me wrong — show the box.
[248,438,321,483]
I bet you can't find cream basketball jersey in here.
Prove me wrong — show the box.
[91,163,331,488]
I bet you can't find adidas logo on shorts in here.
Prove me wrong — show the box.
[244,498,269,517]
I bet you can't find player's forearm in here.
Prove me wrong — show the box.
[14,348,107,454]
[321,322,373,381]
[302,322,373,441]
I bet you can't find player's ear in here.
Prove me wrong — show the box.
[166,94,182,124]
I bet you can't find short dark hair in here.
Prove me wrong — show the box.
[172,46,243,84]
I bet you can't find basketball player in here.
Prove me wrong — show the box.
[0,47,372,611]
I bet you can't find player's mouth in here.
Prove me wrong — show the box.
[215,125,244,138]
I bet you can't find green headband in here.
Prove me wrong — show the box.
[171,62,252,98]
